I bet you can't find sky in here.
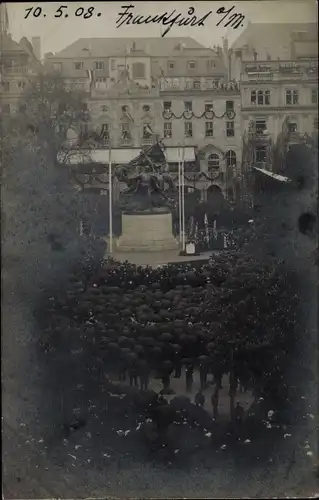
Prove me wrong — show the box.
[6,0,317,57]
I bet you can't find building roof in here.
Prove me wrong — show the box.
[231,22,318,59]
[1,33,25,52]
[50,37,208,59]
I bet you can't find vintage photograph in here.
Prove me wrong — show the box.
[1,1,318,498]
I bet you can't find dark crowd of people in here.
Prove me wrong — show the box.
[39,250,296,431]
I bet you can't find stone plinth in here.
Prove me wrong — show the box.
[116,211,179,252]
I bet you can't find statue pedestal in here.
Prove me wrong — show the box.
[115,211,179,252]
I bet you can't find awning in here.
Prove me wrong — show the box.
[253,166,292,183]
[58,148,143,165]
[164,147,195,163]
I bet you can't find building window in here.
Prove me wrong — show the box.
[205,103,213,113]
[164,122,172,138]
[168,61,175,70]
[184,101,192,112]
[205,122,213,137]
[288,122,297,132]
[256,119,267,134]
[95,61,104,70]
[251,90,257,105]
[207,60,215,70]
[193,80,201,89]
[226,121,235,137]
[257,90,264,105]
[53,62,62,72]
[226,150,237,167]
[143,104,150,112]
[2,81,10,91]
[184,122,193,138]
[121,122,131,140]
[132,62,145,79]
[74,62,84,70]
[100,123,109,140]
[17,81,26,89]
[255,146,267,163]
[286,89,298,105]
[311,89,317,104]
[265,90,270,105]
[251,90,271,106]
[226,100,234,112]
[314,116,318,130]
[164,101,172,111]
[188,61,196,70]
[111,60,116,70]
[101,105,108,112]
[208,154,219,171]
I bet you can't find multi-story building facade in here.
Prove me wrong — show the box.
[229,22,318,176]
[46,37,242,202]
[0,4,42,115]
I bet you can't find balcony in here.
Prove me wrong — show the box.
[3,66,27,74]
[159,77,239,93]
[141,137,154,146]
[119,137,133,147]
[249,130,270,142]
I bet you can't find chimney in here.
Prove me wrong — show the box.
[32,36,41,61]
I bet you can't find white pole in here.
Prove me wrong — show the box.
[178,147,182,245]
[108,142,113,253]
[181,145,185,251]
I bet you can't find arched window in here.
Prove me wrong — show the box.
[132,62,145,79]
[208,153,220,171]
[226,150,237,167]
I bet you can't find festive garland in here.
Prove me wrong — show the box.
[162,109,236,121]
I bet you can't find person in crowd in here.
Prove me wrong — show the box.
[129,365,139,387]
[211,389,219,420]
[185,364,194,393]
[199,362,208,390]
[234,401,244,434]
[139,360,150,391]
[195,389,205,407]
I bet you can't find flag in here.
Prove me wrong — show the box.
[129,141,166,168]
[144,124,154,136]
[160,68,169,83]
[86,69,94,89]
[125,110,134,122]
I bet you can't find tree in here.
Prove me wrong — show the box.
[20,71,92,166]
[1,72,106,302]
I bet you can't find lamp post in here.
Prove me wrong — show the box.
[108,140,113,253]
[181,144,186,252]
[178,146,182,245]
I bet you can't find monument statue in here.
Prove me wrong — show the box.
[112,154,180,252]
[115,162,177,213]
